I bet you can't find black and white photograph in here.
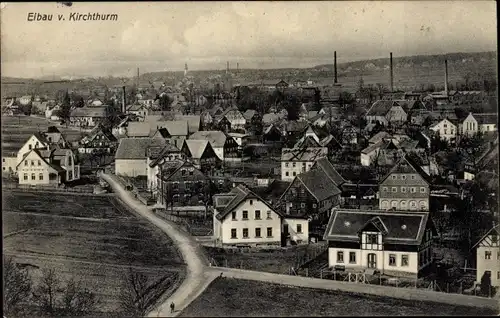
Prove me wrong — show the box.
[1,1,498,316]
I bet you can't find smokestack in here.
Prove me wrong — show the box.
[137,68,139,87]
[334,51,338,84]
[444,60,449,96]
[226,61,230,74]
[184,63,188,77]
[390,52,394,93]
[237,62,239,73]
[122,86,126,114]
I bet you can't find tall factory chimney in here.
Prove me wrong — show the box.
[444,59,449,96]
[226,61,229,74]
[390,52,394,93]
[237,62,239,73]
[184,63,188,77]
[121,86,126,114]
[137,68,139,87]
[334,51,338,84]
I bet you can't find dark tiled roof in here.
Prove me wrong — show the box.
[323,208,431,245]
[115,138,166,160]
[380,154,433,184]
[70,107,107,118]
[366,100,398,117]
[296,169,341,201]
[281,147,328,161]
[148,143,181,167]
[472,224,500,249]
[189,131,227,148]
[473,113,498,125]
[214,185,283,221]
[243,109,257,120]
[313,157,346,186]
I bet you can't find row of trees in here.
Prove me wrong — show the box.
[4,257,175,317]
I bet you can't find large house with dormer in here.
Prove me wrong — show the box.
[378,155,432,211]
[78,124,118,154]
[281,147,328,181]
[323,208,437,278]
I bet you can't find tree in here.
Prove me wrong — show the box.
[159,94,172,111]
[32,268,60,315]
[60,278,99,316]
[3,257,33,316]
[118,267,174,317]
[282,94,301,121]
[59,90,72,120]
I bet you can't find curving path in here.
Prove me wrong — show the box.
[99,172,216,317]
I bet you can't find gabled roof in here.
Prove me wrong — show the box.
[70,107,107,118]
[174,115,201,133]
[83,124,117,143]
[312,157,346,186]
[189,131,227,148]
[472,224,500,249]
[183,140,209,159]
[295,168,342,201]
[214,185,282,221]
[115,138,166,160]
[366,100,398,117]
[359,216,389,235]
[243,109,257,121]
[369,131,392,145]
[16,148,66,173]
[161,120,189,136]
[281,147,328,161]
[126,122,152,137]
[262,113,282,125]
[319,135,340,147]
[148,143,181,167]
[380,154,433,185]
[323,208,432,245]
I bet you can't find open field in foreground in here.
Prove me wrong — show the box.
[1,115,85,153]
[180,277,496,317]
[3,191,184,313]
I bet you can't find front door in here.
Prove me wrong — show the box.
[367,253,377,269]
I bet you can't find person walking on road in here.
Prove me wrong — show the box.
[170,302,175,313]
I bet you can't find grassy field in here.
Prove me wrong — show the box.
[180,277,496,317]
[3,191,184,313]
[1,115,85,153]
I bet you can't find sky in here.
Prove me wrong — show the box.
[0,1,497,78]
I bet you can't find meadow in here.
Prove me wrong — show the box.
[3,191,184,313]
[180,277,496,317]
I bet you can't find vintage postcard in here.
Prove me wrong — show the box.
[1,1,498,317]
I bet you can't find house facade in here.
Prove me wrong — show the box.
[323,209,436,278]
[78,124,117,154]
[379,155,431,211]
[189,131,239,161]
[429,118,457,143]
[146,143,184,194]
[181,139,220,174]
[281,147,328,181]
[115,138,166,177]
[157,160,210,207]
[473,225,500,287]
[213,185,308,246]
[69,107,108,127]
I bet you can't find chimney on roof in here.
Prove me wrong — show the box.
[390,52,394,93]
[444,60,449,96]
[334,51,338,84]
[122,86,126,114]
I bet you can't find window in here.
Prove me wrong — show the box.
[367,234,378,244]
[285,163,289,167]
[401,187,407,193]
[337,251,344,263]
[266,227,273,237]
[389,254,396,266]
[24,160,28,166]
[30,160,34,166]
[492,235,498,244]
[420,187,426,193]
[286,172,289,176]
[31,173,35,180]
[23,173,28,180]
[255,210,261,219]
[401,254,409,266]
[301,203,305,208]
[249,199,253,205]
[349,252,356,264]
[392,187,397,193]
[231,229,237,239]
[292,162,296,168]
[297,224,302,233]
[189,170,193,176]
[401,175,407,180]
[411,175,416,180]
[485,251,492,259]
[391,175,396,180]
[181,169,186,176]
[267,211,272,219]
[231,211,237,220]
[29,144,32,150]
[255,228,261,237]
[37,160,41,166]
[293,172,296,177]
[243,228,249,238]
[410,201,417,209]
[383,187,388,192]
[302,162,306,166]
[242,210,248,220]
[39,173,43,180]
[410,187,416,193]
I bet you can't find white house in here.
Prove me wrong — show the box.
[281,147,328,181]
[213,185,309,246]
[188,131,238,161]
[222,108,246,130]
[146,143,183,194]
[115,138,166,177]
[429,118,457,143]
[472,224,500,288]
[16,130,68,169]
[17,148,80,185]
[323,209,436,278]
